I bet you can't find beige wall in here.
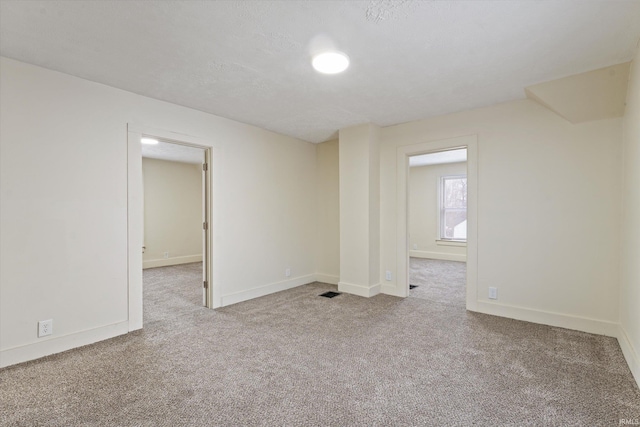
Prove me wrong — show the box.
[315,139,339,284]
[311,98,627,338]
[338,124,381,297]
[0,57,317,366]
[142,158,202,269]
[380,99,623,332]
[2,52,637,381]
[409,162,467,262]
[620,44,640,384]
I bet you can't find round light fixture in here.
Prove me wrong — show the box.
[141,137,159,145]
[312,51,349,74]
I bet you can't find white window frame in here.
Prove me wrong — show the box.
[439,174,467,242]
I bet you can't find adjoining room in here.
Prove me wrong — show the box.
[408,149,467,308]
[141,139,208,317]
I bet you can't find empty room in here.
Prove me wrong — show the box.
[408,149,468,307]
[1,1,639,426]
[142,138,210,318]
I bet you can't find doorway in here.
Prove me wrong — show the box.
[141,137,209,309]
[395,134,477,310]
[407,148,467,307]
[127,125,213,332]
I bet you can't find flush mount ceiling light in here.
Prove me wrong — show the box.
[312,51,349,74]
[141,137,159,145]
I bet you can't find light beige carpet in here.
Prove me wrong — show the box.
[409,257,467,307]
[1,261,638,426]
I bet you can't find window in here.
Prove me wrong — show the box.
[440,175,467,241]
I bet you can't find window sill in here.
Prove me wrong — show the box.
[436,240,467,247]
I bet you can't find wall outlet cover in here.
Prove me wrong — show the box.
[38,319,53,337]
[489,287,498,300]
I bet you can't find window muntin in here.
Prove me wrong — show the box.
[440,175,467,241]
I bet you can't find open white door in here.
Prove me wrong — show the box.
[202,149,211,307]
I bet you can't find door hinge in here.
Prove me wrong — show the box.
[202,163,208,171]
[203,280,208,289]
[203,222,208,230]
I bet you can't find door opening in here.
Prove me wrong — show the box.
[127,124,214,332]
[140,137,211,308]
[395,134,477,311]
[407,148,467,307]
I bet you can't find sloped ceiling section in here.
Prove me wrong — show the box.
[525,62,631,123]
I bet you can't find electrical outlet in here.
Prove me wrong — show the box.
[413,244,418,250]
[38,319,53,337]
[163,252,169,259]
[285,268,291,277]
[385,270,392,281]
[489,287,498,300]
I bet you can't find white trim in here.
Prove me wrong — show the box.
[127,125,144,332]
[143,254,203,269]
[128,124,216,319]
[409,250,466,262]
[393,134,478,311]
[338,281,381,298]
[0,321,129,368]
[435,240,466,247]
[381,283,402,297]
[617,325,640,388]
[221,274,315,306]
[473,301,619,337]
[315,273,340,285]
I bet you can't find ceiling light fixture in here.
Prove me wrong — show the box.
[141,137,159,145]
[312,51,349,74]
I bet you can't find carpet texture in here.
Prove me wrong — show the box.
[409,258,466,307]
[1,261,638,426]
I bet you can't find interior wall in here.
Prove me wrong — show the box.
[0,57,317,367]
[142,158,202,269]
[315,139,340,284]
[409,162,467,262]
[620,43,640,383]
[380,98,623,334]
[338,123,381,297]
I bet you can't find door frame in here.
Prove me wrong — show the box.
[396,134,478,311]
[127,124,214,331]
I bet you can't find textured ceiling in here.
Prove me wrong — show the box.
[1,1,639,143]
[142,141,204,165]
[410,149,467,167]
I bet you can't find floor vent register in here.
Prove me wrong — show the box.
[319,291,341,298]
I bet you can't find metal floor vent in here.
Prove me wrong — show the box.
[409,285,418,290]
[319,291,341,298]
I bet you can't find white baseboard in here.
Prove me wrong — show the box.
[409,250,466,262]
[0,321,129,368]
[143,254,202,269]
[473,300,619,337]
[315,273,339,285]
[381,283,403,297]
[221,274,315,307]
[617,325,640,388]
[338,281,381,298]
